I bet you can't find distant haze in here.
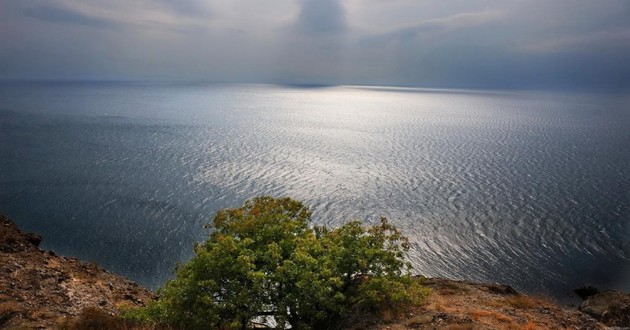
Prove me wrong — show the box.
[1,0,630,89]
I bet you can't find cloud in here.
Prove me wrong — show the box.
[360,10,504,46]
[294,0,347,35]
[24,4,119,30]
[1,0,630,89]
[521,30,630,53]
[157,0,212,18]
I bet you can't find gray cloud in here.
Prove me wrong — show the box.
[157,0,212,18]
[294,0,347,35]
[1,0,629,90]
[521,30,630,53]
[24,4,119,30]
[359,10,504,46]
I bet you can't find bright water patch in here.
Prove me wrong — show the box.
[0,83,628,299]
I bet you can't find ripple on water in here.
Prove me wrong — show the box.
[0,84,628,296]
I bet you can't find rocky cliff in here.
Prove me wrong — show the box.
[0,214,154,329]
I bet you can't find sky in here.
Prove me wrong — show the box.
[1,0,629,89]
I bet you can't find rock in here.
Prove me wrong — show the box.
[24,233,42,247]
[0,215,41,250]
[431,312,472,324]
[0,214,155,328]
[575,285,600,299]
[579,291,630,327]
[487,283,517,295]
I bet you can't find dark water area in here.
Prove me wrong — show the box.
[0,82,628,301]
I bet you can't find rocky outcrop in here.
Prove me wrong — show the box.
[579,290,630,327]
[349,278,605,330]
[0,214,155,329]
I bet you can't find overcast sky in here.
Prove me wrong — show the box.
[1,0,629,89]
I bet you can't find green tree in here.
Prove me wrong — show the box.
[127,197,426,329]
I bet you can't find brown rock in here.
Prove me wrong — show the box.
[0,216,41,253]
[579,291,630,327]
[574,284,600,299]
[0,214,155,329]
[487,283,518,295]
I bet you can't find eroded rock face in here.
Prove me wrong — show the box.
[579,290,630,327]
[0,216,41,253]
[0,214,155,329]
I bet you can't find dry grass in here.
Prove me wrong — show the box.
[522,321,537,330]
[350,278,604,330]
[437,282,469,295]
[439,288,461,296]
[430,295,452,313]
[468,309,514,323]
[466,310,545,330]
[404,315,432,328]
[505,295,547,309]
[484,293,549,310]
[0,301,22,314]
[0,301,22,325]
[56,307,171,330]
[379,308,395,322]
[446,324,475,330]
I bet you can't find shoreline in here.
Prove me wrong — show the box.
[1,213,627,329]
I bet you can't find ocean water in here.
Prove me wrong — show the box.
[0,82,628,300]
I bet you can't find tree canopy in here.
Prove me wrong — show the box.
[127,196,426,329]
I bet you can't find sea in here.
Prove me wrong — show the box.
[0,82,628,301]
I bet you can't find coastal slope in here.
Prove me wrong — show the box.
[0,214,154,328]
[1,214,625,329]
[353,278,604,329]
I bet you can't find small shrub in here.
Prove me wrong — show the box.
[57,308,122,330]
[58,307,172,330]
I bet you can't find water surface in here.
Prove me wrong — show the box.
[1,83,628,300]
